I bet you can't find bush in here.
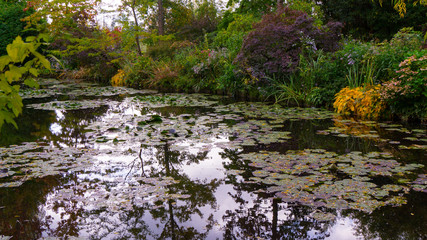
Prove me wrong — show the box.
[334,85,385,120]
[174,43,229,92]
[235,7,342,83]
[111,69,126,86]
[374,28,424,81]
[50,26,121,83]
[380,52,427,120]
[216,62,246,96]
[121,54,154,89]
[148,62,180,91]
[176,0,219,42]
[147,40,175,61]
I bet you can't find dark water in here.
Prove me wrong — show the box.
[0,80,426,240]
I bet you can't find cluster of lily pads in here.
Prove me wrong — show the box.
[131,93,221,109]
[20,78,156,99]
[26,100,119,110]
[83,98,295,153]
[214,102,336,121]
[240,149,425,217]
[0,142,93,188]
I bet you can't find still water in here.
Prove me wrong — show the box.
[0,79,426,239]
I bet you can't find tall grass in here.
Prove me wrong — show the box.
[346,59,379,88]
[265,52,326,106]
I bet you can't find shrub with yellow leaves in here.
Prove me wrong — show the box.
[333,85,385,120]
[111,69,126,87]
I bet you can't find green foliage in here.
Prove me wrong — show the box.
[146,39,175,60]
[0,0,35,55]
[121,54,154,88]
[287,0,324,26]
[320,0,427,40]
[216,62,246,96]
[373,28,424,80]
[262,51,328,106]
[213,13,257,59]
[148,61,180,90]
[227,0,276,16]
[49,24,122,82]
[0,35,50,130]
[380,51,427,120]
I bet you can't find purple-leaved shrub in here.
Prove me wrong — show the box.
[235,7,342,83]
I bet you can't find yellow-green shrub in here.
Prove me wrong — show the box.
[111,69,126,86]
[333,85,385,120]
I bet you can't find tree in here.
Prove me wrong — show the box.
[23,0,100,35]
[235,7,342,82]
[0,0,35,55]
[377,0,427,16]
[321,0,427,39]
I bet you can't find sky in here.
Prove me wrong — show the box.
[97,0,122,28]
[97,0,229,28]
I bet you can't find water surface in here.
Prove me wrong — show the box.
[0,79,426,239]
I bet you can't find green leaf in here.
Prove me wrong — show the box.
[24,78,39,88]
[0,110,18,129]
[28,68,39,77]
[0,56,12,71]
[6,36,28,63]
[26,36,36,42]
[4,69,21,83]
[0,79,12,93]
[33,51,51,70]
[7,92,23,117]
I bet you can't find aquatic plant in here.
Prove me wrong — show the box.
[240,149,425,217]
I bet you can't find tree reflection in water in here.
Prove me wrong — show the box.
[1,89,426,239]
[221,148,335,240]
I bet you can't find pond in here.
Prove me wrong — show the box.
[0,79,426,240]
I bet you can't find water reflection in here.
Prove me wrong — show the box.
[0,83,426,239]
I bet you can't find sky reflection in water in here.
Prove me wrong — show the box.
[0,81,426,239]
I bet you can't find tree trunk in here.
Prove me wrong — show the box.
[131,0,142,56]
[157,0,165,35]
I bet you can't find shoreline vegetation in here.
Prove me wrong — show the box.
[1,0,427,129]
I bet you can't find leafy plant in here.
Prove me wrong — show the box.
[263,74,306,106]
[346,59,379,88]
[111,69,126,86]
[148,62,180,90]
[380,52,427,120]
[235,7,342,83]
[120,54,154,89]
[334,85,386,119]
[213,13,257,59]
[0,35,50,130]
